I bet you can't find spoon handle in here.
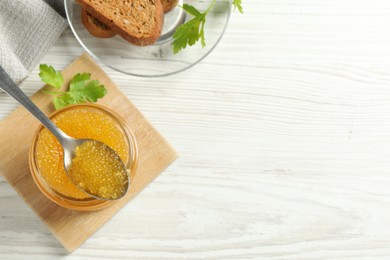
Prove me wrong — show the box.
[0,65,68,144]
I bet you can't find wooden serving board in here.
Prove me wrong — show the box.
[0,53,178,252]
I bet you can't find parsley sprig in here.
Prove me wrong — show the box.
[233,0,243,13]
[172,0,243,54]
[39,64,107,110]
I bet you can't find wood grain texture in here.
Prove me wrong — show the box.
[2,0,390,258]
[0,54,177,253]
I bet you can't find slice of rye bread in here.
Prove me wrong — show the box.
[77,0,164,46]
[81,9,116,38]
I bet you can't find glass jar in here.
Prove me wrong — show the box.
[29,104,138,211]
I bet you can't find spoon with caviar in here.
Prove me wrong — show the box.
[0,66,129,200]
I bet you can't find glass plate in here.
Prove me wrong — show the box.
[64,0,232,77]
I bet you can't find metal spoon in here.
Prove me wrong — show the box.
[0,66,129,200]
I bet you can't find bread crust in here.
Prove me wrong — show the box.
[77,0,164,46]
[161,0,179,13]
[81,9,116,38]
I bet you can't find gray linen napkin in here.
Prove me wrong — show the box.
[0,0,68,84]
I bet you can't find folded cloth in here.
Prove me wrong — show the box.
[0,0,68,84]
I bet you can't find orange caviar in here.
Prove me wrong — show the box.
[34,106,129,199]
[69,140,129,199]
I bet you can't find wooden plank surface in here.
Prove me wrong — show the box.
[0,53,178,252]
[2,0,390,258]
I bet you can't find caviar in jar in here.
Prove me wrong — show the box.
[30,104,137,211]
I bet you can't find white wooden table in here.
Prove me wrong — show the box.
[2,0,390,258]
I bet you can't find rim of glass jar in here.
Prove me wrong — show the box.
[29,103,138,211]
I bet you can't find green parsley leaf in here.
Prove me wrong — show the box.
[173,0,243,54]
[233,0,243,13]
[40,65,107,110]
[52,73,107,109]
[39,64,64,89]
[173,4,208,54]
[53,93,74,110]
[68,73,107,103]
[173,13,206,54]
[182,4,202,17]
